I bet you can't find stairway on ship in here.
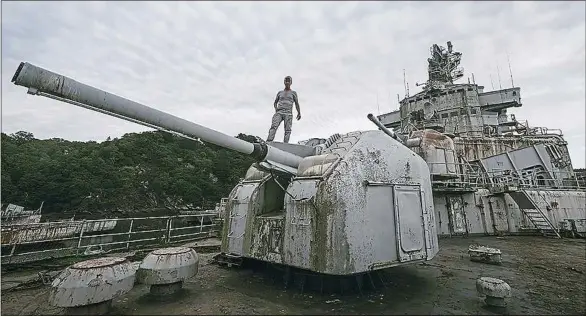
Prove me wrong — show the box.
[508,190,561,238]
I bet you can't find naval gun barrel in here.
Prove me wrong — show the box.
[11,62,302,169]
[367,113,397,139]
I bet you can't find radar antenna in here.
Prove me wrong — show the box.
[496,64,503,90]
[403,69,407,98]
[422,41,464,91]
[507,51,515,88]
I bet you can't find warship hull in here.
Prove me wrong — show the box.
[434,189,585,237]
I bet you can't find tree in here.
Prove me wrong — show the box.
[0,130,256,218]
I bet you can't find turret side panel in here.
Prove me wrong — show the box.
[282,180,320,270]
[327,131,437,274]
[223,183,257,256]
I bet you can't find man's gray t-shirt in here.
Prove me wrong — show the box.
[275,90,298,115]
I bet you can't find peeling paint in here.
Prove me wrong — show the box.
[221,130,439,275]
[49,257,135,308]
[1,219,117,244]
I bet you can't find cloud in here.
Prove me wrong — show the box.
[2,1,584,167]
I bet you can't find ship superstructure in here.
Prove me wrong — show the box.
[377,41,585,238]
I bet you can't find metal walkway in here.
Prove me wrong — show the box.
[508,189,561,238]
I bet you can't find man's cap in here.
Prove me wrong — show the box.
[284,76,292,81]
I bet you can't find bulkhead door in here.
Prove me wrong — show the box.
[394,185,428,262]
[447,195,467,235]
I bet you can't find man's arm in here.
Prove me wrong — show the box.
[294,92,301,120]
[274,92,280,110]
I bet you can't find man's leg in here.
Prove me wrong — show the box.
[267,113,283,142]
[283,114,293,143]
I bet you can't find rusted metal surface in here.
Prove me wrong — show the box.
[1,214,218,265]
[137,247,198,286]
[1,219,117,245]
[447,195,467,234]
[406,129,458,179]
[1,202,43,226]
[49,257,136,308]
[222,130,439,275]
[373,41,584,240]
[1,214,41,226]
[1,202,43,218]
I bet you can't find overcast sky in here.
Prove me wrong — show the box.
[2,1,585,167]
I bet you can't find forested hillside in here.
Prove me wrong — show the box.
[1,130,257,218]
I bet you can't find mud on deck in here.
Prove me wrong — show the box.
[1,236,585,315]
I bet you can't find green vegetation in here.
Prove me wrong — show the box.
[1,130,257,218]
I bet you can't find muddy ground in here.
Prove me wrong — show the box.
[1,236,585,315]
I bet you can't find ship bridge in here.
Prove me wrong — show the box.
[378,41,524,138]
[377,41,578,197]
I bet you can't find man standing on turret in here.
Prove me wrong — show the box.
[266,76,301,143]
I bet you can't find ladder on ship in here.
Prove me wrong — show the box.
[508,189,561,238]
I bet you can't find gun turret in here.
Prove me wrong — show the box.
[11,62,302,173]
[11,62,440,278]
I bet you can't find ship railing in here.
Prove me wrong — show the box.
[427,162,490,189]
[501,118,564,136]
[1,213,219,265]
[444,125,484,137]
[403,123,486,137]
[484,169,584,191]
[426,162,584,191]
[528,126,564,136]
